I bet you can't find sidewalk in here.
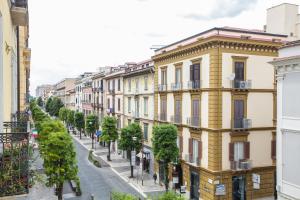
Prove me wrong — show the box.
[70,132,165,198]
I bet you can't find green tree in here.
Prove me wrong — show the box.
[85,114,99,149]
[43,132,78,200]
[101,116,118,161]
[37,97,43,107]
[119,123,142,177]
[49,97,64,117]
[74,112,85,139]
[45,97,53,113]
[152,124,178,191]
[67,110,75,127]
[58,107,68,123]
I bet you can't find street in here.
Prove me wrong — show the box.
[68,138,144,200]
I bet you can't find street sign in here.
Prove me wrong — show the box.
[131,151,136,165]
[180,186,186,193]
[173,176,179,184]
[215,184,226,196]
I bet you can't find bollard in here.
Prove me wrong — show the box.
[91,194,94,200]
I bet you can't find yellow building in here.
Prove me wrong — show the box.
[0,0,29,131]
[153,27,286,200]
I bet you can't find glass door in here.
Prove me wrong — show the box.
[190,171,199,200]
[232,175,246,200]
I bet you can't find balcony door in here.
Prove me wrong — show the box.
[190,63,200,89]
[234,62,245,88]
[160,98,167,120]
[234,100,244,128]
[192,99,200,127]
[232,175,246,200]
[135,98,139,117]
[175,99,181,123]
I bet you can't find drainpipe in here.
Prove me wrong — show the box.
[17,26,20,113]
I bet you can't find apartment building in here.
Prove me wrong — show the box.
[36,84,53,100]
[152,27,286,200]
[123,60,155,175]
[75,72,93,112]
[81,75,93,116]
[0,0,29,131]
[54,78,76,105]
[91,69,105,121]
[266,3,300,41]
[65,88,76,111]
[270,40,300,200]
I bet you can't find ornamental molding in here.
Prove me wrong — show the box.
[152,36,280,64]
[274,58,300,75]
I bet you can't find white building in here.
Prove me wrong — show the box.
[75,72,93,112]
[270,40,300,200]
[266,3,300,41]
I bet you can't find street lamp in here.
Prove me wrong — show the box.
[89,121,95,149]
[130,136,137,178]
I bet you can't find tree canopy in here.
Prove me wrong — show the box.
[67,110,75,126]
[48,97,64,117]
[101,116,118,161]
[85,114,99,137]
[119,123,142,153]
[37,96,43,107]
[58,107,68,122]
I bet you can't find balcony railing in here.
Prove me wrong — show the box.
[184,154,200,166]
[232,118,252,130]
[159,113,167,121]
[232,80,252,89]
[188,80,201,90]
[108,89,115,94]
[11,0,28,7]
[132,110,140,118]
[99,86,104,92]
[158,84,167,92]
[170,115,182,124]
[107,107,115,114]
[171,83,182,91]
[230,160,252,171]
[186,116,200,127]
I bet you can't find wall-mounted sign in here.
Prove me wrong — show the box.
[131,151,136,165]
[180,186,186,194]
[252,173,260,189]
[173,176,179,184]
[215,184,226,196]
[208,178,213,184]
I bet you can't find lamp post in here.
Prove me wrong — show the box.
[89,120,95,149]
[130,136,137,178]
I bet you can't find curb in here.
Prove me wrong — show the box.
[70,134,148,199]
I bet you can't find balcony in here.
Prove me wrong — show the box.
[184,154,200,166]
[232,118,252,130]
[97,103,103,109]
[170,115,182,124]
[11,0,28,26]
[188,80,201,90]
[99,86,104,93]
[92,88,97,93]
[132,110,140,119]
[159,113,167,121]
[108,89,115,95]
[171,83,182,91]
[230,160,252,171]
[186,116,200,127]
[158,84,167,92]
[107,107,115,114]
[232,80,252,89]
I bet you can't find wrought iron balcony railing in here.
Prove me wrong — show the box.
[184,154,200,166]
[188,80,201,90]
[230,160,252,171]
[11,0,28,8]
[158,84,167,92]
[159,113,167,121]
[171,83,182,91]
[186,116,200,127]
[232,118,252,130]
[170,115,182,124]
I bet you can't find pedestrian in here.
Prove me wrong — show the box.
[153,172,157,184]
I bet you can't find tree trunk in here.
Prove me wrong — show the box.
[107,141,111,161]
[164,162,169,192]
[57,183,63,200]
[80,129,82,139]
[130,152,133,178]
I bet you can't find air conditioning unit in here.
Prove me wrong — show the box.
[240,81,246,89]
[239,160,251,170]
[246,80,252,89]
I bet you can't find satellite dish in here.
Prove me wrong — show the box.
[228,73,235,81]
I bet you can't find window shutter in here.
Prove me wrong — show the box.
[190,65,193,81]
[189,138,193,156]
[198,141,202,159]
[244,142,250,159]
[180,136,183,154]
[271,140,276,160]
[229,143,234,161]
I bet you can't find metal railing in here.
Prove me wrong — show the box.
[230,160,252,171]
[232,80,252,89]
[185,154,200,166]
[232,118,252,129]
[158,84,167,92]
[171,83,182,91]
[11,0,27,8]
[159,113,167,121]
[188,80,201,89]
[186,116,200,127]
[170,115,182,124]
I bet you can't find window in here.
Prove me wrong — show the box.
[143,123,148,141]
[113,79,115,90]
[175,99,181,123]
[175,67,181,84]
[118,98,120,111]
[160,98,167,121]
[107,98,110,109]
[108,80,110,91]
[144,76,148,90]
[234,61,245,88]
[128,97,131,113]
[118,79,121,91]
[233,99,245,128]
[190,63,200,88]
[234,142,244,161]
[144,97,148,116]
[192,139,199,163]
[229,141,249,162]
[188,138,202,164]
[136,78,139,92]
[128,119,131,125]
[128,79,131,92]
[161,69,167,85]
[192,99,200,127]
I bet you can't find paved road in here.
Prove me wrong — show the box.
[69,138,144,200]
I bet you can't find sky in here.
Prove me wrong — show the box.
[29,0,300,94]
